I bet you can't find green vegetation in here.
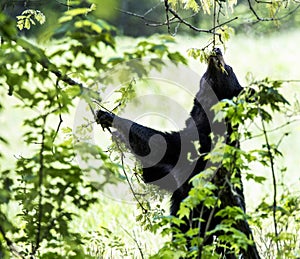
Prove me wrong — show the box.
[1,0,300,258]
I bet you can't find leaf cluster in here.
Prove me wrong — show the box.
[147,78,298,258]
[0,5,188,258]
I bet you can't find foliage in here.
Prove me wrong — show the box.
[3,0,300,38]
[0,4,186,258]
[140,79,300,258]
[16,9,46,30]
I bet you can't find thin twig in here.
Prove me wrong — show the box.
[120,226,145,259]
[0,225,24,258]
[168,6,218,35]
[32,115,47,255]
[117,9,160,25]
[202,187,223,243]
[143,1,162,17]
[248,0,262,20]
[255,0,273,4]
[105,126,148,213]
[120,151,148,212]
[40,183,71,242]
[213,0,217,47]
[258,108,280,254]
[52,78,63,143]
[197,205,205,259]
[241,118,299,143]
[251,79,300,85]
[164,0,171,35]
[119,1,238,36]
[214,16,238,31]
[247,0,300,23]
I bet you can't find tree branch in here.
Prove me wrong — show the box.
[119,2,238,36]
[247,0,300,23]
[0,225,24,259]
[167,6,219,35]
[117,9,160,26]
[120,226,145,259]
[52,78,64,144]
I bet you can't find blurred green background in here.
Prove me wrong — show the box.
[2,0,300,38]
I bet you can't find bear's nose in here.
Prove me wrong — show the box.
[213,48,222,56]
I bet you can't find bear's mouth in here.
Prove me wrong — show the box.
[209,48,226,72]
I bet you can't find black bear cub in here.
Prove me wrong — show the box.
[96,48,260,258]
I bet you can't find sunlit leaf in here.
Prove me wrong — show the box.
[65,8,91,17]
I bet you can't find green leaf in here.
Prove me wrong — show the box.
[16,10,45,30]
[24,18,30,30]
[35,11,46,24]
[62,127,72,134]
[200,0,212,14]
[167,51,187,65]
[64,85,81,98]
[245,173,266,184]
[16,88,32,100]
[150,44,168,57]
[187,48,209,63]
[65,8,92,17]
[159,34,176,43]
[74,20,102,33]
[184,0,200,12]
[6,72,22,95]
[0,13,17,37]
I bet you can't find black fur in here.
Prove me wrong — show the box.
[96,49,260,258]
